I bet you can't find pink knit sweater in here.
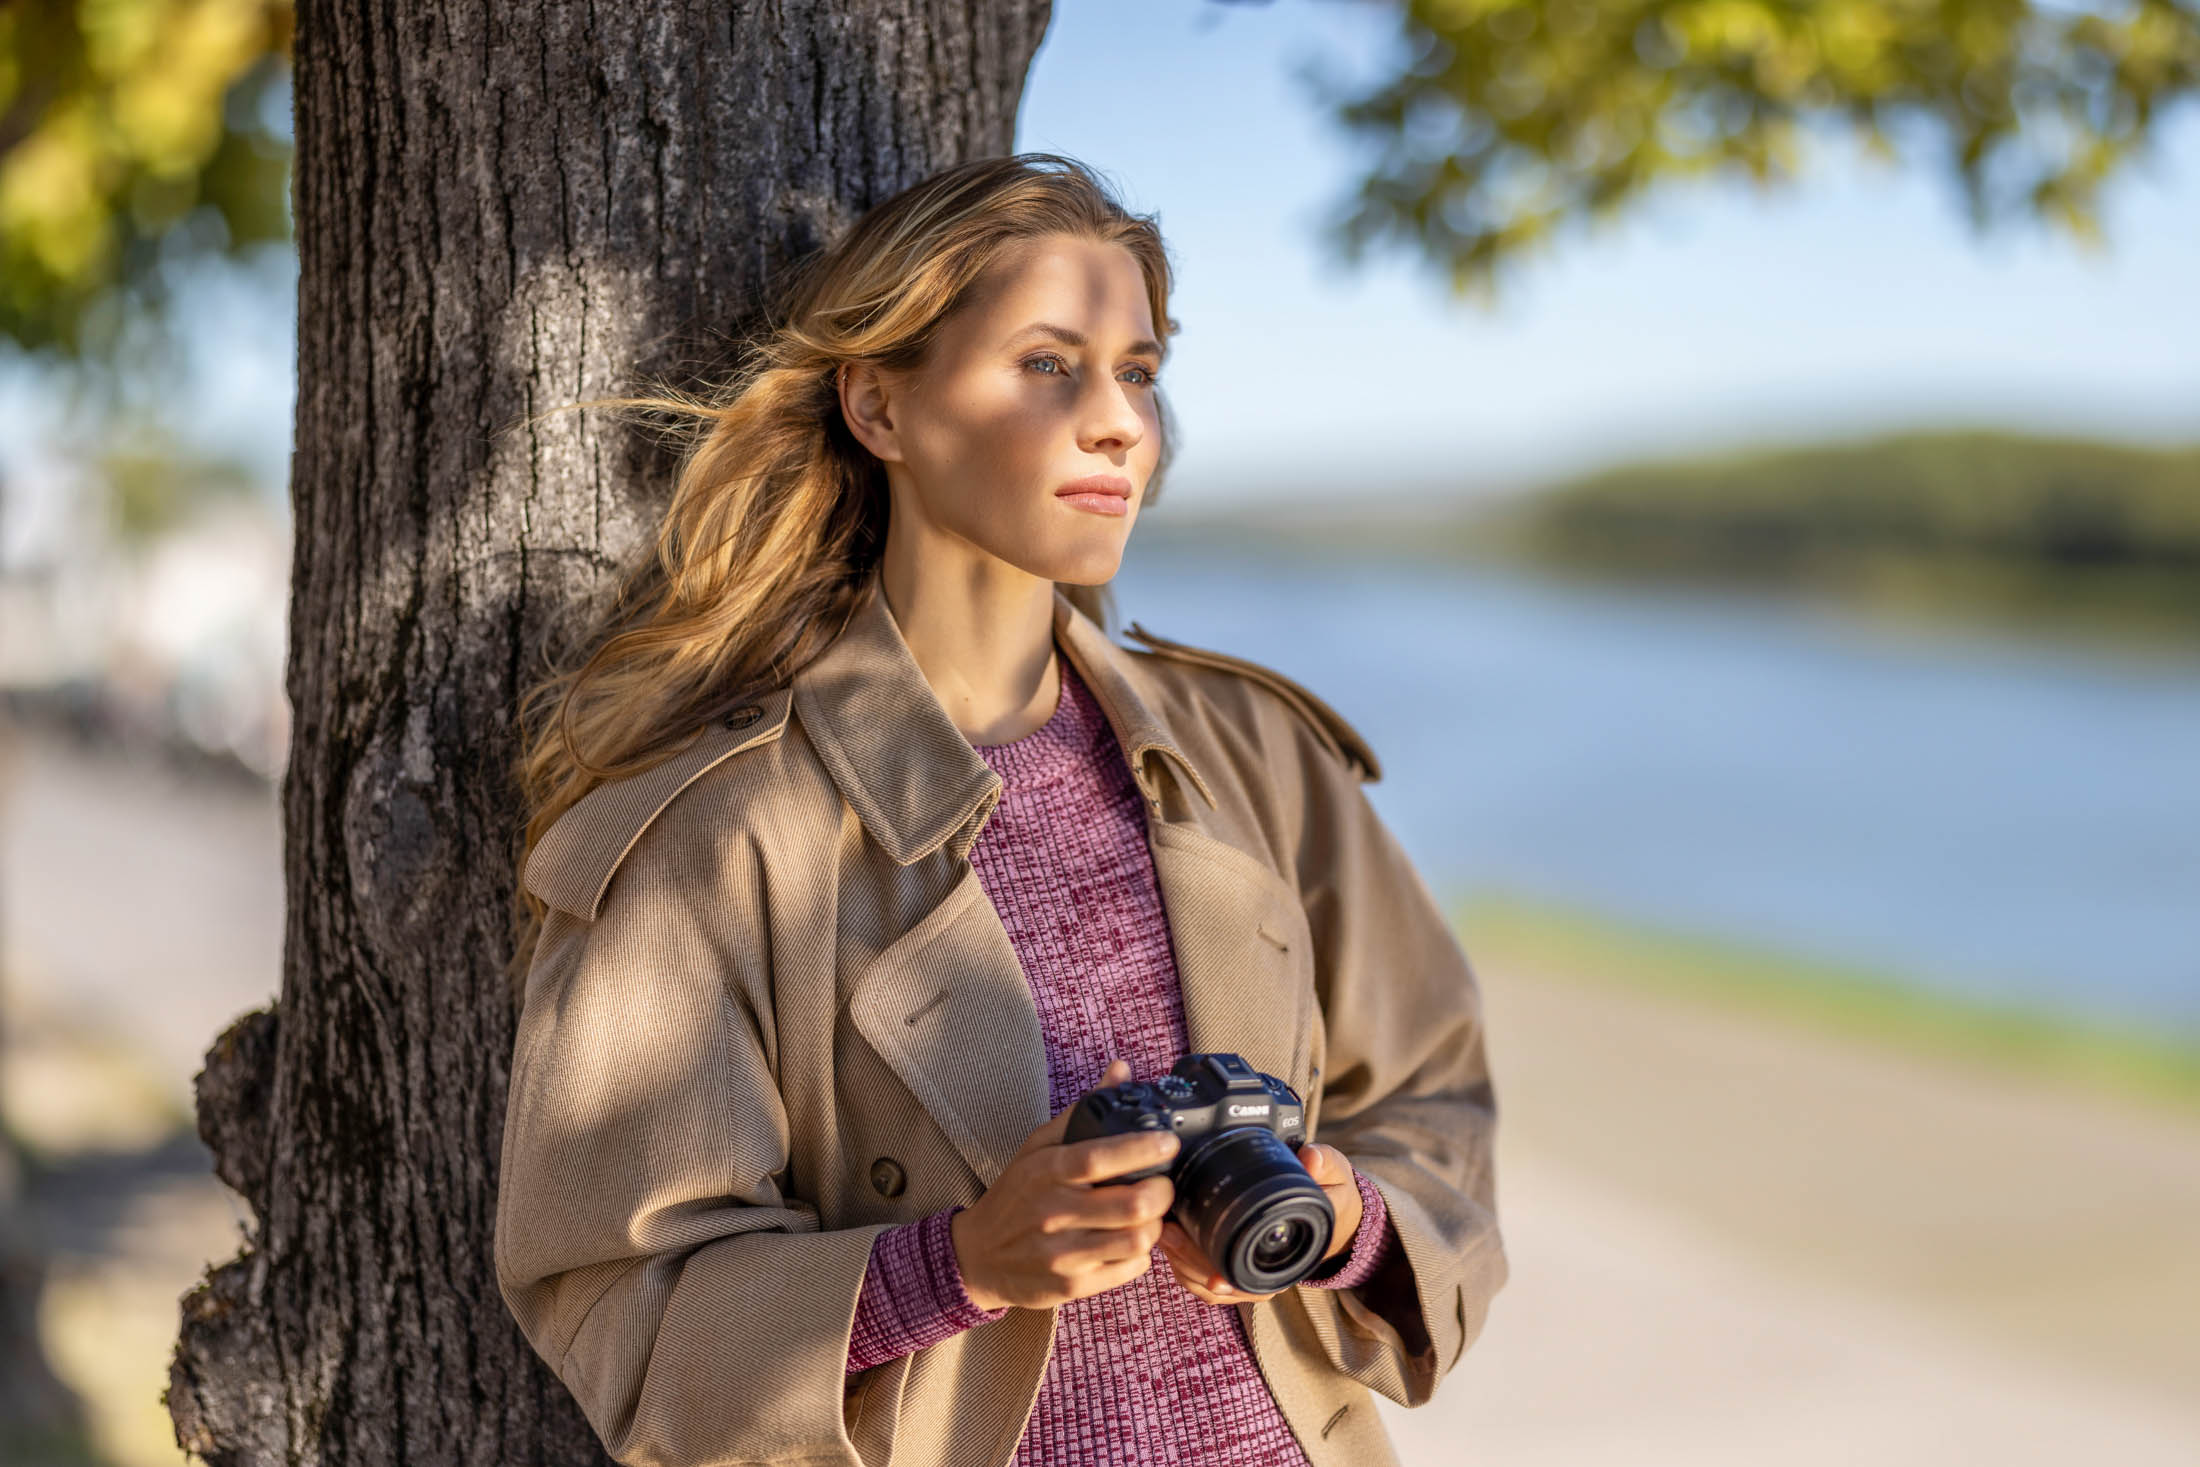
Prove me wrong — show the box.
[843,651,1400,1463]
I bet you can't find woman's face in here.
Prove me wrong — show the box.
[841,232,1165,587]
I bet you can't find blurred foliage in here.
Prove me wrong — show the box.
[1299,0,2200,299]
[96,417,260,542]
[1474,429,2200,633]
[4,1,2191,352]
[0,0,293,358]
[1500,429,2200,568]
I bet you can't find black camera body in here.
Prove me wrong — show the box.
[1063,1052,1334,1293]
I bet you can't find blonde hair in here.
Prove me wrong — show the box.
[505,152,1181,986]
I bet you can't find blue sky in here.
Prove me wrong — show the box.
[4,0,2195,555]
[1020,0,2200,506]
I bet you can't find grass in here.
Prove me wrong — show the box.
[1451,887,2200,1118]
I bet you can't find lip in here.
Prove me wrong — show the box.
[1055,474,1132,499]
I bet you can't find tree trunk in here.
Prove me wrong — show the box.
[167,2,1051,1461]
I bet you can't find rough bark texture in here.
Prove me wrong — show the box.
[168,2,1052,1462]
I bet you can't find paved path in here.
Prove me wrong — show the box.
[1473,945,2200,1411]
[1,723,282,1092]
[4,719,2196,1465]
[1389,1148,2199,1465]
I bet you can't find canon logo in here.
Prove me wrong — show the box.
[1226,1103,1269,1117]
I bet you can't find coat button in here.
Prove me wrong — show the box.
[723,704,762,730]
[869,1157,907,1198]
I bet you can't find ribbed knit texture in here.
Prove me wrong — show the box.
[844,651,1398,1463]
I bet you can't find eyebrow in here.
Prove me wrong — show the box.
[1007,321,1165,360]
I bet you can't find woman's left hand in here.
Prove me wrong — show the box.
[1157,1141,1363,1305]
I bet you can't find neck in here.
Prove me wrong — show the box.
[876,552,1062,747]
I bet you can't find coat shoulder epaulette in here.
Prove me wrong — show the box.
[522,687,795,919]
[1121,621,1381,784]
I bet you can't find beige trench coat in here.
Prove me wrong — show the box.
[496,564,1507,1467]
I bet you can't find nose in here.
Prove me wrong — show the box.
[1077,377,1146,455]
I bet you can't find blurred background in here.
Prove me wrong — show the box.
[2,0,2195,1463]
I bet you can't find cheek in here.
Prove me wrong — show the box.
[901,396,1047,515]
[930,437,1049,534]
[946,375,1050,462]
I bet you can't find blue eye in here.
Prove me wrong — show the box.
[1024,352,1161,387]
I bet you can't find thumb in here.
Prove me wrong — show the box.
[1029,1058,1133,1152]
[1297,1141,1346,1183]
[1083,1057,1131,1101]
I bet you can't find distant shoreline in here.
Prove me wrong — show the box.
[1140,427,2200,659]
[1137,519,2200,668]
[1450,887,2200,1120]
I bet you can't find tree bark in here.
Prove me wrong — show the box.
[168,2,1051,1461]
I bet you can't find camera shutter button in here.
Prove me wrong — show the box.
[869,1156,907,1197]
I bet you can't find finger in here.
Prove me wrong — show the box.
[1088,1247,1158,1295]
[1163,1252,1212,1292]
[1298,1142,1344,1182]
[1047,1174,1172,1232]
[1162,1229,1216,1278]
[1022,1107,1075,1158]
[1170,1262,1276,1308]
[1052,1222,1161,1273]
[1057,1129,1178,1184]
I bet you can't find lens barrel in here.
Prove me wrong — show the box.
[1172,1126,1335,1292]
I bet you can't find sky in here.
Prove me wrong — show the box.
[1019,0,2200,506]
[4,0,2196,557]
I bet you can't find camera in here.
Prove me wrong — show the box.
[1063,1052,1334,1293]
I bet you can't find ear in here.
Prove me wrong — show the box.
[836,360,905,464]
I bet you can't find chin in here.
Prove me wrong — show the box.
[1036,542,1128,587]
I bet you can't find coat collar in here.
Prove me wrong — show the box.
[791,565,1217,867]
[522,565,1225,921]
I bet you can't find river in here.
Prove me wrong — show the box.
[1111,537,2200,1038]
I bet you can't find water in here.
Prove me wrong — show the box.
[1109,538,2200,1039]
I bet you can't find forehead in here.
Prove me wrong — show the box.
[958,235,1157,341]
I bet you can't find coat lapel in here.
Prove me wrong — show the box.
[844,864,1051,1187]
[1148,822,1319,1103]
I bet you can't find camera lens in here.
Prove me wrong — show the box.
[1171,1126,1334,1293]
[1253,1219,1311,1269]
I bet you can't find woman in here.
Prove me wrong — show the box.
[496,153,1506,1467]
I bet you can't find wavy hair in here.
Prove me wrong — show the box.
[505,152,1181,985]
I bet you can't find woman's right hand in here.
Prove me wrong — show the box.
[949,1057,1180,1312]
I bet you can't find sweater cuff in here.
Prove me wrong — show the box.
[1299,1167,1395,1291]
[846,1205,1011,1374]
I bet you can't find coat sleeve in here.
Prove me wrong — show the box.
[494,850,889,1466]
[1277,707,1509,1408]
